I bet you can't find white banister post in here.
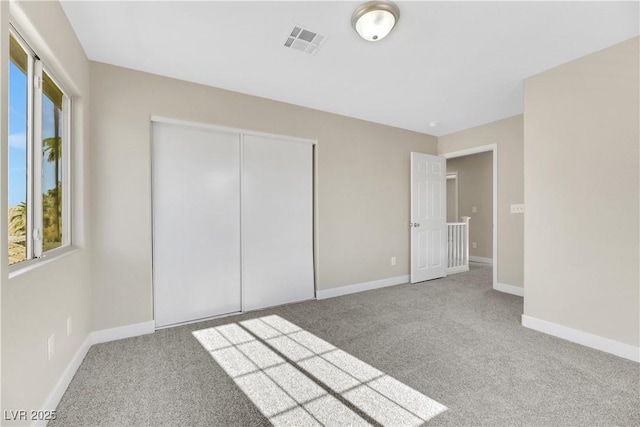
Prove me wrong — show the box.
[447,224,451,268]
[461,216,471,266]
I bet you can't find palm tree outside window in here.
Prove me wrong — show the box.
[42,71,64,252]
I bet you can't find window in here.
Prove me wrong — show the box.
[8,29,70,266]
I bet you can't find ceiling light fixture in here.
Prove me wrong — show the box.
[351,0,400,42]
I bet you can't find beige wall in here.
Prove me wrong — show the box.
[438,115,524,287]
[447,152,493,259]
[90,62,437,330]
[446,178,457,223]
[523,37,639,346]
[1,0,92,421]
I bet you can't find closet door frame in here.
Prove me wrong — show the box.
[150,116,318,328]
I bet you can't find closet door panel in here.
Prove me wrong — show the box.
[152,122,241,327]
[242,135,314,310]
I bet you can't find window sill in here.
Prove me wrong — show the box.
[8,246,79,279]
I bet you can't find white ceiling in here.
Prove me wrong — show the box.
[60,1,639,136]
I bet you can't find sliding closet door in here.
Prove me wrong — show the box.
[152,122,241,327]
[242,135,314,310]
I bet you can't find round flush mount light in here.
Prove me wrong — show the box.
[351,0,400,42]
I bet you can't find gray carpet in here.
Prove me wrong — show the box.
[51,264,640,426]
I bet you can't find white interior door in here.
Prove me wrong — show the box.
[152,122,241,327]
[411,152,447,283]
[242,134,314,310]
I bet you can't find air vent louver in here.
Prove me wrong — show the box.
[283,25,326,55]
[298,29,316,42]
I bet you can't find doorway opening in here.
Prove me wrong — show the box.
[446,172,458,223]
[442,144,497,290]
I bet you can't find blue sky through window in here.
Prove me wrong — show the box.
[8,61,27,207]
[9,61,60,206]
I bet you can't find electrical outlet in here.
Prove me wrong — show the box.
[472,242,477,249]
[67,317,72,336]
[510,204,525,214]
[48,335,55,361]
[391,256,396,266]
[472,206,477,213]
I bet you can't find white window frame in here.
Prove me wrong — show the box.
[8,25,72,273]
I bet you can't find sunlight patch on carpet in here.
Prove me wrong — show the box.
[193,315,447,426]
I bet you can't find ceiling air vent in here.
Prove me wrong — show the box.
[283,25,326,55]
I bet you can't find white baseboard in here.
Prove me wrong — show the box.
[469,256,493,265]
[90,320,155,345]
[316,275,410,300]
[35,335,93,424]
[36,320,155,424]
[447,266,469,274]
[522,315,640,363]
[494,282,524,297]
